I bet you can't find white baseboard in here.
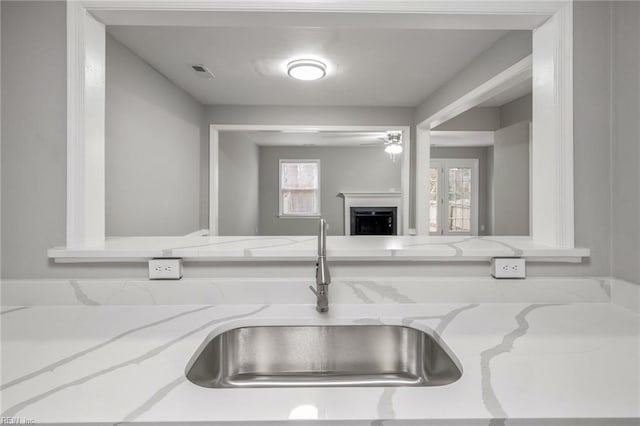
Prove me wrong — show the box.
[610,277,640,314]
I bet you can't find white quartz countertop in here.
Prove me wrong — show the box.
[1,278,638,425]
[48,235,590,262]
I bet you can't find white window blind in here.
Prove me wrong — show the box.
[279,159,320,217]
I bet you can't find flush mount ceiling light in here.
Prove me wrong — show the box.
[287,59,327,81]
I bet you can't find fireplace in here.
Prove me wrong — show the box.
[350,207,397,235]
[339,191,402,236]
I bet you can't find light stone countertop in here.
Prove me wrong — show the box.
[47,235,590,262]
[1,277,638,425]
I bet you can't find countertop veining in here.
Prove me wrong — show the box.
[1,277,638,425]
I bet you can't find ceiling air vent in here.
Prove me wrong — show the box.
[191,64,214,80]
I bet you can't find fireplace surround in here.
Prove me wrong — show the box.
[339,192,402,236]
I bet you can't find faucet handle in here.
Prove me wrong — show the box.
[308,285,318,296]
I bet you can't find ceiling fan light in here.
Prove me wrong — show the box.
[385,143,403,155]
[287,59,327,81]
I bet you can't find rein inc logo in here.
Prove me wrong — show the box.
[1,418,35,425]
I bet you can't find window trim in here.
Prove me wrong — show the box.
[278,159,321,218]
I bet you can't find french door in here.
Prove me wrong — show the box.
[429,159,479,236]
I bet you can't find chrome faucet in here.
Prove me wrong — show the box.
[309,218,331,312]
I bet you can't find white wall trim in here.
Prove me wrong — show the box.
[531,2,574,248]
[80,1,566,14]
[422,55,532,129]
[278,158,322,218]
[210,124,410,236]
[66,0,572,250]
[400,127,411,236]
[415,128,431,235]
[66,3,106,248]
[610,277,640,314]
[430,130,495,147]
[414,4,573,247]
[208,127,219,236]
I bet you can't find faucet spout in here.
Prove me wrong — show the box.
[312,219,331,312]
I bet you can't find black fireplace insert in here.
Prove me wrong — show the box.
[350,207,397,235]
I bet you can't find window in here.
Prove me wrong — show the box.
[429,159,478,235]
[279,159,320,217]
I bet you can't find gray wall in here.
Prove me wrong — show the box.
[610,1,640,284]
[259,146,401,236]
[500,93,532,128]
[567,1,613,278]
[493,121,530,235]
[431,147,492,235]
[2,1,68,278]
[415,31,532,124]
[434,107,500,131]
[105,34,204,236]
[218,132,260,236]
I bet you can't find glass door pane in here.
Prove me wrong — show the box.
[429,159,476,236]
[429,167,439,233]
[447,167,472,233]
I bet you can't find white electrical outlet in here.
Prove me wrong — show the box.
[491,257,526,279]
[149,258,183,280]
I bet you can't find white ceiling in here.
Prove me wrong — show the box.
[228,129,497,148]
[107,25,510,107]
[226,131,399,147]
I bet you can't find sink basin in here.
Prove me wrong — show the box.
[186,325,461,388]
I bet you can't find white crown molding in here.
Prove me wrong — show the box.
[83,1,565,30]
[81,1,567,14]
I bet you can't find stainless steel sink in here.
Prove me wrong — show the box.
[186,325,461,388]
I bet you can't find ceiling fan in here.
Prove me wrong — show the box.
[359,130,404,154]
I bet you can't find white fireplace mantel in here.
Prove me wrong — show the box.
[339,191,403,236]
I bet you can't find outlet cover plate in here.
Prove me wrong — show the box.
[149,258,183,280]
[491,257,526,279]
